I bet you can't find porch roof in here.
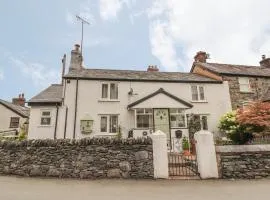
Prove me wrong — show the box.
[127,88,193,109]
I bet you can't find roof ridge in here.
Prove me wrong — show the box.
[205,62,261,68]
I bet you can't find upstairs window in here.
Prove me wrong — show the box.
[101,83,118,100]
[191,85,205,101]
[40,111,51,125]
[10,117,19,128]
[238,77,250,92]
[136,108,153,128]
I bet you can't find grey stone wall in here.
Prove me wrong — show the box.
[0,138,154,179]
[223,76,270,110]
[217,145,270,179]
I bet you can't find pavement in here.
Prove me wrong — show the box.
[1,176,270,200]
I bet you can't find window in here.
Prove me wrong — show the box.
[136,108,153,128]
[170,108,186,128]
[100,115,118,133]
[40,111,51,125]
[238,77,250,92]
[10,117,19,128]
[186,114,208,130]
[101,83,118,100]
[191,85,205,101]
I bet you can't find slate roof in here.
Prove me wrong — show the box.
[194,62,270,77]
[0,99,29,118]
[127,88,193,109]
[64,68,221,83]
[28,84,63,104]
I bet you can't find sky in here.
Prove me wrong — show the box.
[0,0,270,101]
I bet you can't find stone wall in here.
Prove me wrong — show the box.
[216,145,270,179]
[223,76,270,110]
[0,138,154,179]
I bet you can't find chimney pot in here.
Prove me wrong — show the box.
[260,55,270,68]
[262,55,266,60]
[147,65,159,72]
[194,51,209,63]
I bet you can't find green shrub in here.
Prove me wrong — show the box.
[219,111,253,145]
[182,137,190,150]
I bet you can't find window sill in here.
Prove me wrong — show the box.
[239,91,254,94]
[38,125,53,128]
[191,101,208,103]
[98,99,120,102]
[170,127,188,129]
[98,133,117,136]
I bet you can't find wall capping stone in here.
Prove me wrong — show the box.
[216,144,270,153]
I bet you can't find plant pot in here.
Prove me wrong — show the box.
[183,150,191,156]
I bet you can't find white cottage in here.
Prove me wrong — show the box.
[0,94,29,135]
[28,45,232,149]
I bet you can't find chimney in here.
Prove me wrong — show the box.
[69,44,83,71]
[147,65,159,72]
[259,55,270,68]
[12,93,26,107]
[61,54,66,85]
[194,51,209,63]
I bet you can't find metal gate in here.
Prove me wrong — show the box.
[168,153,199,177]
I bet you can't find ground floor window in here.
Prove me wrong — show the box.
[136,108,153,128]
[100,115,118,133]
[186,114,209,131]
[169,108,186,128]
[40,111,51,125]
[10,117,19,128]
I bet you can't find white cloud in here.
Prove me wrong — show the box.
[0,71,4,80]
[99,0,135,21]
[9,57,60,88]
[148,0,270,71]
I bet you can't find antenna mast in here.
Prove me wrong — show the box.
[76,15,90,54]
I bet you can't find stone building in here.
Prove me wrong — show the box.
[191,52,270,110]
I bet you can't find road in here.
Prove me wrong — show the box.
[1,176,270,200]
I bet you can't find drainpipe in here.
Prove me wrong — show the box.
[63,107,68,139]
[54,104,59,139]
[73,79,79,139]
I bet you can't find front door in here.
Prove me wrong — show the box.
[153,108,171,148]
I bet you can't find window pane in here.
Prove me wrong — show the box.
[170,114,185,127]
[100,116,107,132]
[199,86,205,100]
[42,111,50,116]
[201,116,208,130]
[137,115,152,128]
[10,117,19,128]
[238,77,249,84]
[145,108,152,114]
[191,86,198,101]
[102,84,108,98]
[110,83,118,99]
[109,115,118,133]
[41,117,51,125]
[136,108,144,114]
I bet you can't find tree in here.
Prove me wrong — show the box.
[237,101,270,133]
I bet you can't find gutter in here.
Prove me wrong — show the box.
[73,79,79,139]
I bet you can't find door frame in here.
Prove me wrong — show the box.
[153,108,172,150]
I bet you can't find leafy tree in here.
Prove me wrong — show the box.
[188,114,201,139]
[237,101,270,133]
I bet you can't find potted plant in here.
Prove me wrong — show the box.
[182,137,190,156]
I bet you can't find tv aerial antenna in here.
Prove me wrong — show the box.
[76,15,90,54]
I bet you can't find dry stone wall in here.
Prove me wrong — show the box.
[0,138,154,179]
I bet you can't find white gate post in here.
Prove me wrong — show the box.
[194,130,218,179]
[151,130,169,179]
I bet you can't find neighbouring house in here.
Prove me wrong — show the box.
[27,44,232,150]
[191,51,270,110]
[0,94,29,135]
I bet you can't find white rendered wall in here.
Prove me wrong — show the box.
[151,130,169,179]
[195,130,219,179]
[0,104,27,132]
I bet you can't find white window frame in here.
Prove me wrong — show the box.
[40,110,52,126]
[100,115,119,134]
[169,108,186,128]
[135,108,153,129]
[238,77,251,92]
[191,85,205,102]
[101,82,119,101]
[9,117,20,128]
